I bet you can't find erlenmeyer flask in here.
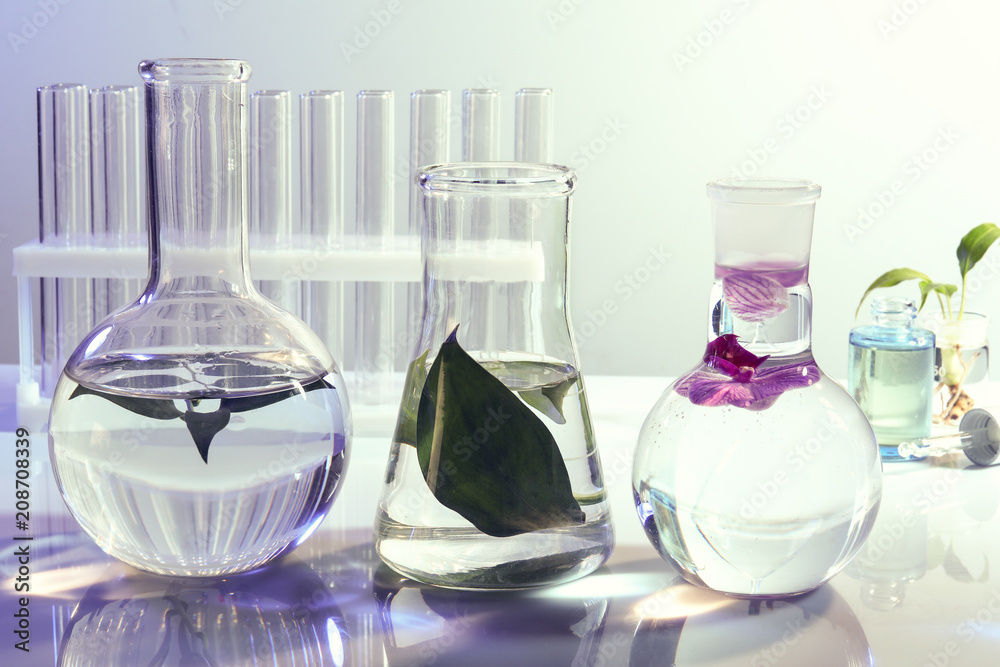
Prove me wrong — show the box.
[48,59,350,577]
[375,163,614,588]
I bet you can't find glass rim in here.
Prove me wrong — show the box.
[139,59,251,84]
[871,296,917,314]
[921,310,990,345]
[418,162,576,196]
[707,178,821,205]
[923,310,990,322]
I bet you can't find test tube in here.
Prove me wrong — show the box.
[407,90,451,355]
[896,407,1000,466]
[37,83,93,395]
[356,90,395,404]
[462,89,500,355]
[462,89,500,161]
[511,88,555,353]
[250,90,298,312]
[300,90,345,362]
[514,88,554,162]
[90,85,143,314]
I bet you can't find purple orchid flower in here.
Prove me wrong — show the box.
[722,271,789,322]
[676,334,819,410]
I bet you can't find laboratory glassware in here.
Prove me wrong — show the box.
[849,297,935,461]
[375,163,614,588]
[48,58,351,577]
[632,178,883,597]
[355,90,395,405]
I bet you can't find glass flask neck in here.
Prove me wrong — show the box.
[63,59,336,392]
[871,297,917,329]
[707,178,820,359]
[141,59,254,298]
[416,163,578,367]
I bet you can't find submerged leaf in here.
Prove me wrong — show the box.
[515,374,579,425]
[69,376,334,464]
[219,377,333,414]
[416,328,585,538]
[181,408,232,463]
[393,348,430,447]
[69,384,183,420]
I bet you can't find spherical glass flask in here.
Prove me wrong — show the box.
[632,179,882,597]
[48,59,350,577]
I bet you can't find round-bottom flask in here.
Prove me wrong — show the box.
[632,179,882,597]
[48,59,350,577]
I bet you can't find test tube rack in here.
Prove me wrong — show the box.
[15,84,556,436]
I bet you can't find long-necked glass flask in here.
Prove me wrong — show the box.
[632,178,882,597]
[48,59,351,577]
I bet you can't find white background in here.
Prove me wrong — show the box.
[0,0,998,380]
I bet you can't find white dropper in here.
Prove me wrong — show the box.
[895,407,1000,466]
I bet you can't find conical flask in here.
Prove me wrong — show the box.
[375,163,614,588]
[48,59,351,577]
[632,178,882,597]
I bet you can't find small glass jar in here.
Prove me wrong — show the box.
[849,297,935,461]
[923,311,991,425]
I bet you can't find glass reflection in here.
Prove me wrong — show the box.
[846,462,1000,610]
[628,582,872,667]
[57,557,349,666]
[373,565,609,666]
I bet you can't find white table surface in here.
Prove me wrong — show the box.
[1,373,999,666]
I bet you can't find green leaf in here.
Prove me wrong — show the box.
[416,328,585,538]
[69,377,334,464]
[957,222,1000,279]
[219,377,333,414]
[855,268,932,317]
[69,384,183,420]
[180,408,231,463]
[917,281,958,312]
[392,348,429,447]
[516,376,579,425]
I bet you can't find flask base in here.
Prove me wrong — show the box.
[374,516,614,589]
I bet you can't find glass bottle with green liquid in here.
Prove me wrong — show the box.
[849,297,935,461]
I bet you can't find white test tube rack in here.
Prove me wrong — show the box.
[14,85,555,436]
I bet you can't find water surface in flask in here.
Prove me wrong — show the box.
[49,350,349,576]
